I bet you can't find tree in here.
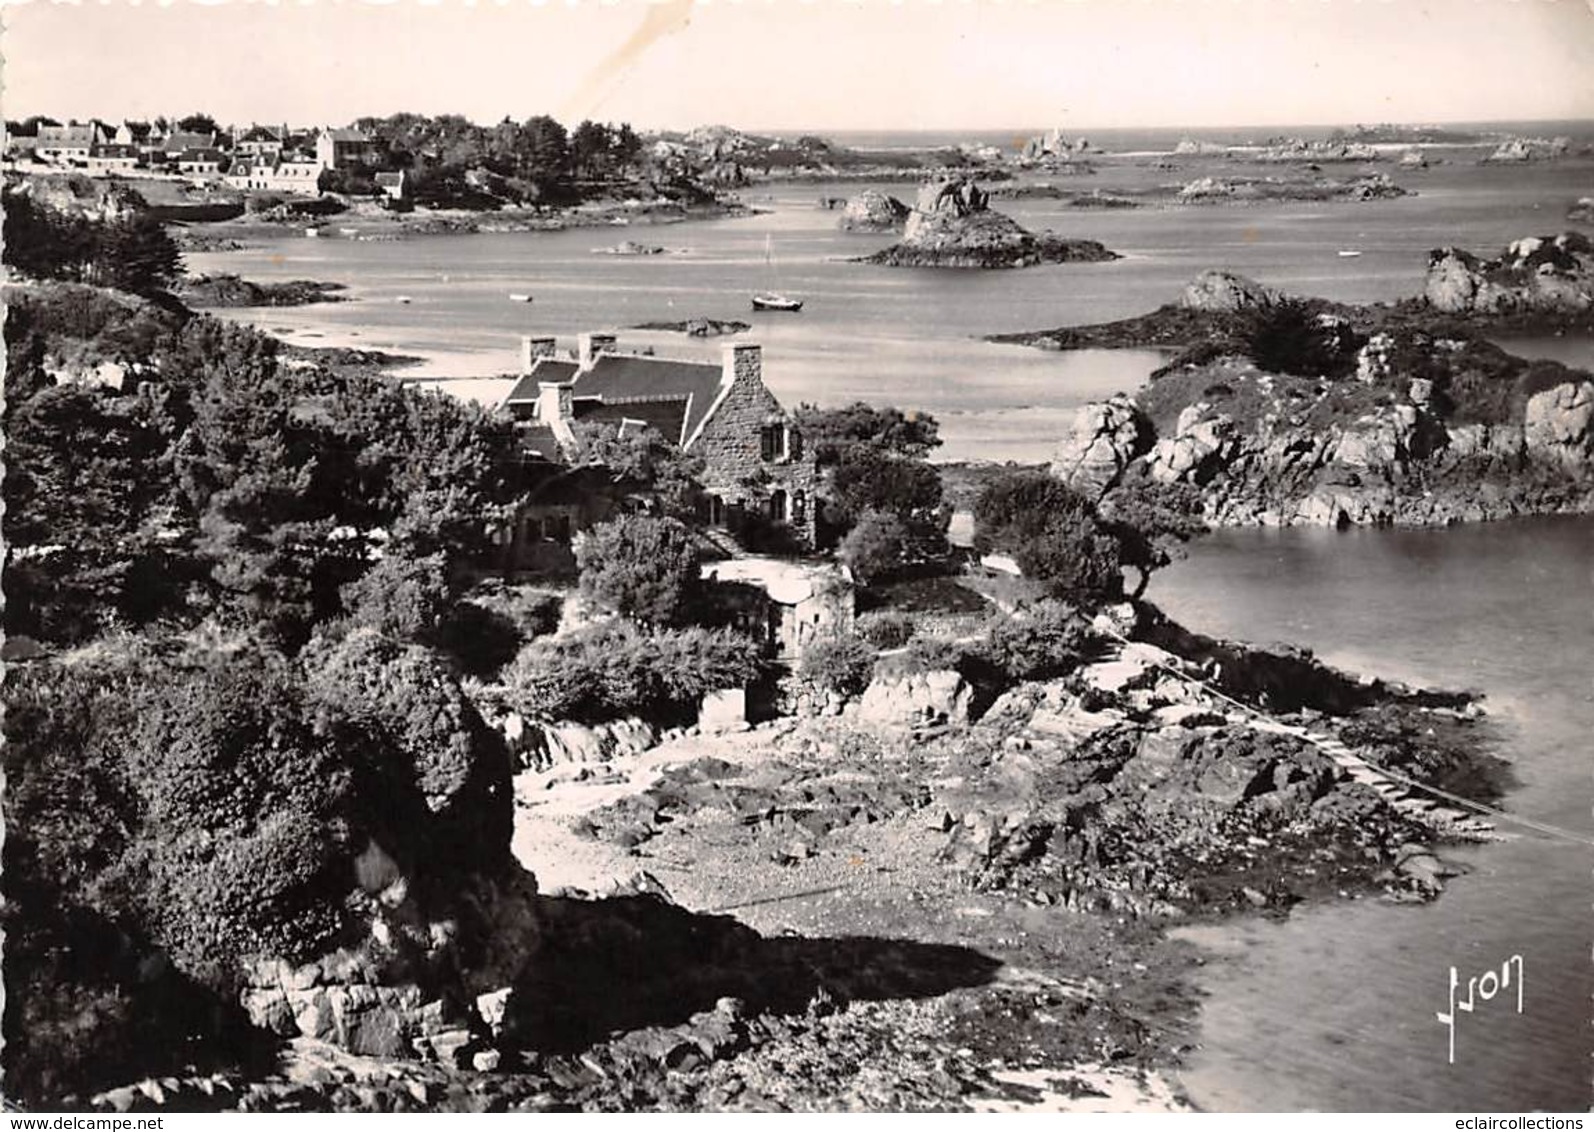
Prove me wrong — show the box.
[838,508,909,586]
[571,120,612,181]
[1244,299,1363,379]
[92,213,183,295]
[794,402,942,464]
[567,419,704,520]
[575,513,702,628]
[974,470,1126,607]
[1099,477,1208,598]
[827,445,945,533]
[175,113,219,135]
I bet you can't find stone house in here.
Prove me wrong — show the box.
[234,125,286,162]
[500,333,822,555]
[176,148,226,179]
[374,170,408,204]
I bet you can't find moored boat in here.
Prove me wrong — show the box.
[751,292,803,312]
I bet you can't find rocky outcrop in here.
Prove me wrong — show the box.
[1569,198,1594,225]
[176,273,348,308]
[499,713,661,769]
[1424,233,1594,315]
[1179,269,1279,313]
[855,669,972,728]
[1175,173,1407,203]
[631,317,751,337]
[1482,136,1572,163]
[857,177,1118,269]
[1049,394,1153,498]
[837,190,910,233]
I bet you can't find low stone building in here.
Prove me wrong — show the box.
[699,556,854,662]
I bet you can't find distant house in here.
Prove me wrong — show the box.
[316,127,379,170]
[162,130,218,160]
[176,147,226,178]
[4,135,41,163]
[114,121,153,148]
[374,170,408,203]
[226,156,327,196]
[501,333,821,558]
[234,125,285,162]
[36,122,113,163]
[84,144,142,173]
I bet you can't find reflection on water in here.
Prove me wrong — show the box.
[1150,517,1594,1111]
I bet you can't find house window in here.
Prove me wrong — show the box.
[760,424,791,462]
[768,490,789,523]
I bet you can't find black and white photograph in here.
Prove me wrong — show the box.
[2,0,1592,1115]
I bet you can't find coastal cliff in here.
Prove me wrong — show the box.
[858,178,1118,269]
[1002,247,1594,528]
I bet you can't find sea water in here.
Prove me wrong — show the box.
[1150,518,1594,1111]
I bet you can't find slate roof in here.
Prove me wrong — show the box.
[516,424,563,461]
[569,355,724,446]
[324,127,373,144]
[166,131,217,153]
[504,359,580,405]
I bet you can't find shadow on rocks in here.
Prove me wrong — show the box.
[502,894,1002,1053]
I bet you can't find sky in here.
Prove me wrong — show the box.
[3,0,1593,134]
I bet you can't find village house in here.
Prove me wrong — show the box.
[226,156,328,196]
[374,170,408,204]
[499,333,821,567]
[35,122,113,163]
[233,125,286,162]
[316,127,379,170]
[176,147,226,179]
[82,144,143,173]
[699,557,854,662]
[160,130,219,162]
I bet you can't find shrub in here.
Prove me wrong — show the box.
[504,622,765,724]
[856,610,916,649]
[340,551,456,642]
[1242,299,1363,379]
[576,513,702,628]
[839,508,910,585]
[978,601,1097,683]
[797,631,876,698]
[974,471,1126,607]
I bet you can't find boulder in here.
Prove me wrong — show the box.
[838,190,910,233]
[1424,233,1594,315]
[1178,270,1279,313]
[856,669,973,728]
[1523,381,1594,458]
[1050,394,1152,497]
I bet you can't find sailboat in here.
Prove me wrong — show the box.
[752,234,803,312]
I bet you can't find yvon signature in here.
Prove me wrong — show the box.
[1437,954,1524,1065]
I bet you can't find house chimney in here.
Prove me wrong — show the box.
[578,332,617,368]
[536,381,573,426]
[520,335,558,374]
[722,341,762,389]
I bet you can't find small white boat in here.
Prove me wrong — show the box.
[395,295,413,304]
[1337,250,1362,258]
[339,227,359,237]
[304,227,320,238]
[752,292,803,312]
[508,293,534,303]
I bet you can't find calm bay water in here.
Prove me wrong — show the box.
[189,130,1594,1107]
[1151,518,1594,1112]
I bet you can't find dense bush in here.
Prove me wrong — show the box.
[976,601,1098,683]
[2,192,183,296]
[576,513,703,628]
[340,551,456,642]
[1242,299,1363,379]
[797,631,877,698]
[974,470,1126,607]
[839,508,910,585]
[856,609,916,650]
[504,622,765,724]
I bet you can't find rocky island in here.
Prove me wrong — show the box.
[175,273,348,308]
[856,178,1118,269]
[993,237,1594,528]
[836,189,911,233]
